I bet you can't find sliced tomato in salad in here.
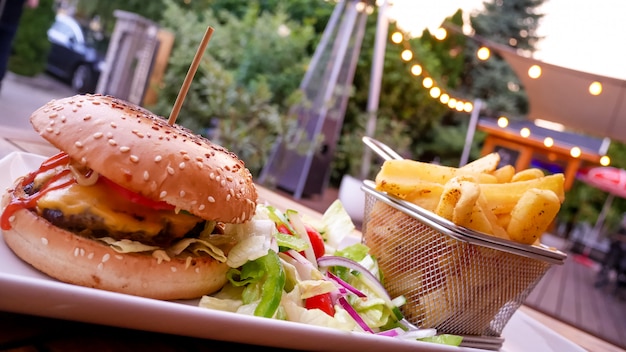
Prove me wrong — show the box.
[99,176,175,211]
[304,225,325,259]
[305,292,335,317]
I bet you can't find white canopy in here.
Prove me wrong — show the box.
[488,42,626,144]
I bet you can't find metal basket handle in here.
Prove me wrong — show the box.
[362,136,404,161]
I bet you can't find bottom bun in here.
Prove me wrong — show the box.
[2,198,229,300]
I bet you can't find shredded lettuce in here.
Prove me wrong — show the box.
[321,200,356,251]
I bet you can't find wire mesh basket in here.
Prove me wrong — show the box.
[361,180,566,349]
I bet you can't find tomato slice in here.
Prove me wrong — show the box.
[305,293,335,317]
[99,176,175,210]
[305,225,325,259]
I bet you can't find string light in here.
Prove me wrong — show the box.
[528,65,542,79]
[476,46,490,60]
[589,81,602,95]
[410,64,422,76]
[390,28,474,112]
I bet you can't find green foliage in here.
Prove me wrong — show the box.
[149,0,326,176]
[7,0,56,77]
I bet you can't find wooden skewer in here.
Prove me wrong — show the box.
[168,26,215,125]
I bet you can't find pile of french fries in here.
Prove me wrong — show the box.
[374,153,565,245]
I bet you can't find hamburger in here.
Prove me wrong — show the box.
[0,94,258,300]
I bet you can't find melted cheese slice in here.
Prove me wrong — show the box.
[37,178,200,238]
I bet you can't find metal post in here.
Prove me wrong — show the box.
[360,0,389,180]
[459,99,483,166]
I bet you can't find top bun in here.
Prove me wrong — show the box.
[30,94,257,223]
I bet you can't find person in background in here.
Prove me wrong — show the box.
[0,0,39,93]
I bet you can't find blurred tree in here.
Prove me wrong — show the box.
[463,0,546,117]
[7,0,55,76]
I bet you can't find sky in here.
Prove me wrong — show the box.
[387,0,626,80]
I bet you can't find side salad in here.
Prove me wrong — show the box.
[197,200,462,347]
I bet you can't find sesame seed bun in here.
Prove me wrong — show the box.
[30,94,257,223]
[1,179,229,300]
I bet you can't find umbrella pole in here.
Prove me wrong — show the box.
[576,193,615,266]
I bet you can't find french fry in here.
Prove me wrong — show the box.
[511,168,545,182]
[506,188,561,244]
[459,152,500,174]
[375,159,497,192]
[479,173,565,215]
[403,181,444,212]
[435,176,480,223]
[492,164,515,183]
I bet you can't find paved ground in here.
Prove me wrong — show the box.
[0,72,75,134]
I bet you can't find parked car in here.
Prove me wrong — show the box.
[46,14,107,93]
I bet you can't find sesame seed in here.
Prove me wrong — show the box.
[110,122,117,128]
[102,253,110,263]
[207,196,215,203]
[72,107,78,112]
[119,146,130,153]
[196,162,203,168]
[49,113,58,118]
[45,127,53,133]
[195,267,200,274]
[159,191,167,198]
[97,263,104,270]
[41,237,48,245]
[93,132,103,139]
[74,248,80,257]
[183,155,190,161]
[88,253,94,259]
[106,132,113,138]
[180,190,186,197]
[154,155,162,162]
[209,173,215,180]
[198,204,206,210]
[226,194,231,201]
[108,139,117,146]
[92,101,101,105]
[75,141,84,148]
[170,266,177,272]
[83,114,92,121]
[80,157,87,164]
[226,176,233,182]
[178,162,186,169]
[60,115,66,122]
[130,155,139,163]
[221,180,226,187]
[216,175,221,182]
[143,171,149,180]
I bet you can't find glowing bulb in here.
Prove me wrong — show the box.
[434,27,447,40]
[455,101,464,111]
[589,81,603,95]
[439,94,450,104]
[411,64,422,76]
[477,47,490,60]
[520,127,530,138]
[464,102,473,112]
[391,32,403,44]
[422,77,433,88]
[497,116,509,128]
[543,137,554,147]
[401,49,413,61]
[448,98,457,109]
[528,65,542,79]
[600,155,611,166]
[570,147,581,158]
[430,87,441,98]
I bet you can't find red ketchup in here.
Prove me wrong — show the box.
[1,152,76,230]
